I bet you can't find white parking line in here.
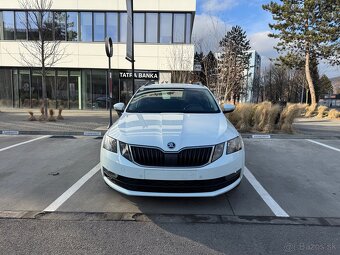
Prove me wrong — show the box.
[306,139,340,152]
[0,135,50,152]
[244,167,289,217]
[44,163,101,212]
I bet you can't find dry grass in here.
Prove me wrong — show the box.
[28,111,36,121]
[57,108,64,120]
[328,109,340,119]
[253,102,272,131]
[48,109,56,122]
[279,104,302,133]
[38,107,46,121]
[264,104,281,133]
[305,104,317,117]
[316,106,328,118]
[236,104,256,132]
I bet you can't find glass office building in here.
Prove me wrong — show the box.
[0,0,196,109]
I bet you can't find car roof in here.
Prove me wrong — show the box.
[139,83,208,90]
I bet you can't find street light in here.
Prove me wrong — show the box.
[105,37,113,128]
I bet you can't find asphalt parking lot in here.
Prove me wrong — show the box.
[0,134,339,254]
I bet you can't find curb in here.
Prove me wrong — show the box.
[1,130,339,140]
[0,211,339,227]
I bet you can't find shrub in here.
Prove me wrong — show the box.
[48,109,56,122]
[279,104,302,133]
[328,109,340,119]
[28,111,36,121]
[57,108,64,120]
[305,104,317,117]
[236,104,256,132]
[253,102,272,131]
[38,107,46,121]
[263,104,281,133]
[316,106,328,118]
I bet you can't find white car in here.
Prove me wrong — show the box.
[100,84,245,197]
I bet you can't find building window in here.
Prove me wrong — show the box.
[173,13,185,43]
[94,13,105,41]
[80,12,93,42]
[119,12,127,43]
[106,12,118,42]
[28,12,40,40]
[67,12,78,41]
[185,13,192,44]
[15,12,27,40]
[146,13,158,43]
[54,12,66,41]
[134,13,145,43]
[3,11,15,40]
[160,13,172,44]
[43,12,54,41]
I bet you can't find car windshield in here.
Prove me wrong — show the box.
[126,88,220,113]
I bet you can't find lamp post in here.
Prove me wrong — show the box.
[105,37,113,128]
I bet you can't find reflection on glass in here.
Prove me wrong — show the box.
[80,12,93,42]
[46,71,56,108]
[19,70,31,108]
[134,13,145,43]
[28,11,39,40]
[146,13,158,43]
[31,71,42,107]
[186,13,192,44]
[94,13,105,41]
[106,12,118,42]
[57,70,68,108]
[0,69,13,107]
[160,13,172,43]
[82,70,92,109]
[173,14,185,43]
[15,12,27,40]
[67,12,78,41]
[43,12,53,41]
[119,13,127,43]
[69,71,80,109]
[92,70,107,109]
[54,12,66,40]
[3,11,15,40]
[12,70,19,108]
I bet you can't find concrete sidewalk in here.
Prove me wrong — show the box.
[0,108,117,134]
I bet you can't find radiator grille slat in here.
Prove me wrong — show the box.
[130,146,213,167]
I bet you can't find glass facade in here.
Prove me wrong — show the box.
[67,12,78,41]
[146,13,158,43]
[15,12,27,40]
[160,13,172,43]
[94,13,105,41]
[0,68,160,109]
[0,10,192,43]
[3,11,15,40]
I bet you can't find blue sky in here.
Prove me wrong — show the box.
[193,0,339,78]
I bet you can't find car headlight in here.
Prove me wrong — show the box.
[226,136,242,154]
[211,142,225,162]
[119,141,132,161]
[103,135,117,153]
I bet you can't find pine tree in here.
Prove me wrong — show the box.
[218,26,251,102]
[263,0,340,106]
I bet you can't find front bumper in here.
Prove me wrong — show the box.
[100,148,244,197]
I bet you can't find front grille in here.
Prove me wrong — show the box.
[103,168,241,193]
[130,146,213,167]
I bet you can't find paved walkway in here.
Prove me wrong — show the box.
[0,108,117,133]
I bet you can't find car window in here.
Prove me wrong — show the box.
[126,88,220,113]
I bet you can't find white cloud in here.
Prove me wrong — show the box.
[192,14,231,53]
[202,0,238,13]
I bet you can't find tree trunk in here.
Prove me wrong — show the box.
[305,50,316,106]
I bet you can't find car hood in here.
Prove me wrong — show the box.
[107,113,239,151]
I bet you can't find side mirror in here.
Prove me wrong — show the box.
[222,104,235,113]
[113,103,125,116]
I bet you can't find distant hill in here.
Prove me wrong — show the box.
[330,76,340,94]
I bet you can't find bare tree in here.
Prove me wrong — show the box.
[8,0,66,117]
[167,45,194,83]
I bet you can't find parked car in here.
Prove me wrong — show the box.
[100,83,245,197]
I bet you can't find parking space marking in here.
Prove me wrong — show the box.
[0,135,50,152]
[244,167,289,217]
[44,163,101,212]
[306,139,340,152]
